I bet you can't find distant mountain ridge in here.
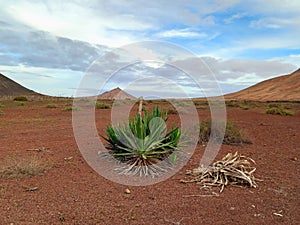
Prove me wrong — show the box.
[97,87,137,100]
[1,69,299,101]
[0,73,39,96]
[0,72,136,99]
[224,68,300,101]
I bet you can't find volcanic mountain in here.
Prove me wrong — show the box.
[225,68,300,101]
[0,73,39,96]
[97,87,137,100]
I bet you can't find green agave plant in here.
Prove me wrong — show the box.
[101,107,182,176]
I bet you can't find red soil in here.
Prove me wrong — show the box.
[0,100,299,224]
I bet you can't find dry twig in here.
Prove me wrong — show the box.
[182,192,219,197]
[23,186,39,192]
[26,147,51,153]
[181,152,258,192]
[164,217,185,225]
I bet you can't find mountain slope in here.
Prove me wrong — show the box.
[225,69,300,101]
[98,87,137,100]
[0,73,39,96]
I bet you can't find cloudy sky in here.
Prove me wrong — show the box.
[0,0,299,98]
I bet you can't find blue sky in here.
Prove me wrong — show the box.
[0,0,299,98]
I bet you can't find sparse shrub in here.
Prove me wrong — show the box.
[173,100,190,107]
[266,105,293,116]
[199,119,251,145]
[226,101,238,107]
[193,100,209,106]
[45,104,58,108]
[13,96,28,101]
[168,108,178,114]
[267,103,279,108]
[239,100,259,110]
[96,102,111,109]
[78,98,90,103]
[62,107,80,111]
[101,107,182,177]
[0,110,3,116]
[113,99,135,106]
[242,99,249,105]
[239,104,250,110]
[0,103,3,108]
[17,102,25,106]
[0,156,52,179]
[226,100,257,110]
[168,107,188,115]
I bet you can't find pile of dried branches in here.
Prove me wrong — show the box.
[181,152,258,192]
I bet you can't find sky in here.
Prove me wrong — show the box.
[0,0,299,98]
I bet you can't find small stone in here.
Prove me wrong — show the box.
[229,207,235,210]
[125,188,131,194]
[64,156,73,161]
[148,195,155,200]
[292,157,298,161]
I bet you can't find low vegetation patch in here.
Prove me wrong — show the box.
[0,103,3,115]
[17,102,26,106]
[62,106,80,112]
[0,156,52,179]
[199,119,251,145]
[167,108,178,114]
[13,96,28,101]
[45,103,58,108]
[96,102,111,109]
[226,100,258,110]
[101,106,182,177]
[181,152,257,192]
[266,105,293,116]
[193,100,209,107]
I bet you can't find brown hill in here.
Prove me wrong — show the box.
[0,73,39,96]
[98,87,137,100]
[225,68,300,101]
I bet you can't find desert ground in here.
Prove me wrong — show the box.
[0,98,299,225]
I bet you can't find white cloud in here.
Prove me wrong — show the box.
[0,0,241,47]
[271,54,300,67]
[221,73,263,85]
[243,0,300,15]
[156,28,207,38]
[250,17,300,29]
[224,13,247,23]
[1,49,297,97]
[85,48,297,97]
[169,56,297,94]
[0,27,104,71]
[2,1,149,47]
[238,36,299,50]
